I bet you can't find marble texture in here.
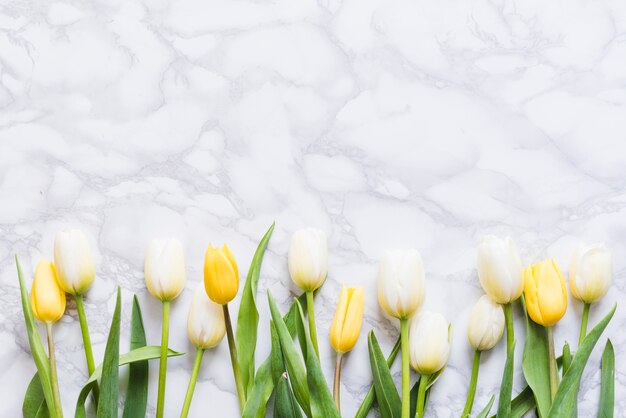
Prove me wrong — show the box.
[1,0,625,416]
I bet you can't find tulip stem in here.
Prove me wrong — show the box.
[461,350,481,417]
[547,326,558,401]
[579,302,590,345]
[503,302,514,351]
[46,323,64,418]
[156,300,170,418]
[75,293,98,404]
[400,318,410,418]
[333,352,343,412]
[180,347,204,418]
[306,291,320,358]
[416,374,429,418]
[223,303,246,410]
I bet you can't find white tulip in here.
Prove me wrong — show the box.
[377,249,426,319]
[288,228,328,291]
[145,239,186,301]
[569,243,612,304]
[477,236,524,304]
[467,295,505,351]
[409,311,451,375]
[187,284,226,349]
[54,229,96,294]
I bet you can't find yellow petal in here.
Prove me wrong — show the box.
[31,259,66,324]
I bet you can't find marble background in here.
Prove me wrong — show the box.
[1,0,625,416]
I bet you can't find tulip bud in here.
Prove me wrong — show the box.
[145,239,186,301]
[30,259,66,324]
[54,229,96,295]
[467,295,504,351]
[187,284,226,349]
[377,249,425,319]
[330,286,364,353]
[524,259,568,327]
[204,244,239,305]
[409,311,451,375]
[569,244,612,304]
[477,236,524,304]
[288,228,328,292]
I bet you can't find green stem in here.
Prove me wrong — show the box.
[401,318,410,418]
[503,303,514,352]
[579,303,590,345]
[333,352,343,413]
[306,291,320,358]
[547,326,558,401]
[75,293,98,404]
[416,374,429,418]
[461,350,481,417]
[156,300,170,418]
[180,347,204,418]
[46,323,64,418]
[223,303,246,410]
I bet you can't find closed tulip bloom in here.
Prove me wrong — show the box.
[330,286,364,353]
[288,228,328,292]
[569,244,612,304]
[467,295,505,351]
[30,259,66,324]
[204,244,239,305]
[377,249,425,319]
[409,311,451,375]
[145,239,186,301]
[477,236,524,304]
[524,259,568,327]
[187,284,226,349]
[54,229,96,295]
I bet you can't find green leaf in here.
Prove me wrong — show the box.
[562,342,572,377]
[510,386,536,418]
[270,321,284,383]
[237,223,275,396]
[548,304,616,418]
[409,378,420,418]
[354,336,401,418]
[23,373,49,418]
[122,295,148,418]
[476,395,495,418]
[522,300,551,418]
[274,373,304,418]
[295,300,340,418]
[16,257,58,418]
[267,291,311,416]
[75,346,183,418]
[598,339,614,418]
[496,340,516,417]
[97,288,122,418]
[367,331,401,418]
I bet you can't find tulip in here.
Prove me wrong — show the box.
[377,248,426,418]
[145,238,186,418]
[330,286,364,411]
[181,285,226,418]
[409,311,451,418]
[30,259,65,418]
[569,243,612,344]
[462,295,504,417]
[524,259,568,399]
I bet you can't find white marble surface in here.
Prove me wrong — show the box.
[1,0,625,416]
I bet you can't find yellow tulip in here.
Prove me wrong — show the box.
[330,286,364,353]
[204,244,239,305]
[524,259,568,326]
[30,259,66,324]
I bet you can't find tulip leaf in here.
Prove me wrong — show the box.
[548,304,616,418]
[23,372,50,418]
[270,321,284,383]
[562,342,572,377]
[274,373,304,418]
[409,378,431,418]
[242,294,307,418]
[598,339,614,418]
[16,257,58,418]
[267,291,311,416]
[121,295,148,418]
[476,395,495,418]
[354,336,401,418]
[496,340,516,418]
[295,300,340,418]
[367,331,401,418]
[97,288,121,418]
[237,222,275,397]
[74,346,183,418]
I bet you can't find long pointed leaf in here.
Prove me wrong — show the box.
[496,340,516,417]
[97,287,122,418]
[122,295,148,418]
[598,339,614,418]
[23,373,49,418]
[368,331,401,418]
[522,301,551,418]
[476,395,495,418]
[274,373,304,418]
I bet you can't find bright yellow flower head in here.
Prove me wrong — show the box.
[524,259,568,327]
[330,286,364,353]
[204,244,239,305]
[30,259,66,324]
